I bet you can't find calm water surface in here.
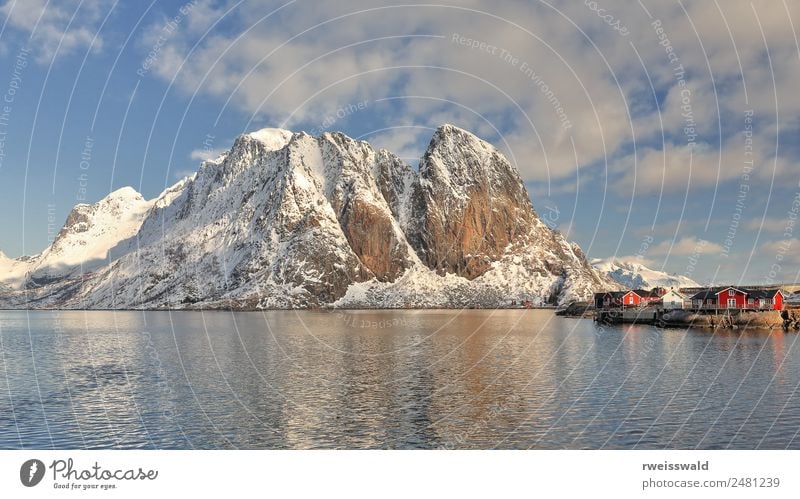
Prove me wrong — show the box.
[1,309,799,449]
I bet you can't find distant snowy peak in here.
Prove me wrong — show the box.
[0,253,32,292]
[28,187,154,285]
[592,258,700,290]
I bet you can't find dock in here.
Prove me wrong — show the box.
[595,306,665,325]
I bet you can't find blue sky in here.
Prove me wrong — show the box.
[0,0,799,286]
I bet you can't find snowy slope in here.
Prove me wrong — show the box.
[335,124,616,307]
[0,125,616,309]
[0,188,153,294]
[72,131,372,309]
[0,252,35,292]
[28,187,154,285]
[592,257,701,290]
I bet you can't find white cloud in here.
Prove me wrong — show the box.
[171,168,196,181]
[139,0,800,199]
[189,146,227,161]
[744,217,794,234]
[0,0,111,62]
[759,238,800,260]
[648,236,724,256]
[610,141,741,195]
[360,126,433,164]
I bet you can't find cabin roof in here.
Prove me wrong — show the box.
[690,288,724,300]
[747,288,784,299]
[626,289,661,298]
[594,291,627,299]
[714,286,749,295]
[689,287,785,300]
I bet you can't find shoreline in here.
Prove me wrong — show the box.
[0,306,559,312]
[5,306,797,331]
[593,307,800,330]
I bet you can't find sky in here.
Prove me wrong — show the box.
[0,0,798,286]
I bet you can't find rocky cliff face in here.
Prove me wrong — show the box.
[408,125,538,279]
[320,132,415,282]
[0,125,614,309]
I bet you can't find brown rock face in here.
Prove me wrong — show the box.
[338,196,409,281]
[57,208,91,239]
[320,133,413,282]
[409,125,537,279]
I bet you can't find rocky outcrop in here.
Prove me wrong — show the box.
[320,132,414,282]
[662,309,793,329]
[408,125,535,279]
[374,149,415,228]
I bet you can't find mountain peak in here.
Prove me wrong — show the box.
[436,123,475,135]
[429,123,494,151]
[245,127,294,151]
[592,257,701,289]
[27,187,155,286]
[408,123,543,280]
[107,186,143,198]
[419,123,525,205]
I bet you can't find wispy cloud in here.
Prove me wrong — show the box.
[0,0,112,62]
[744,217,794,234]
[171,168,196,181]
[648,236,724,256]
[138,1,800,196]
[759,238,800,262]
[189,147,227,162]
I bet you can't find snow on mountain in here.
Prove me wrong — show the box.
[0,187,153,295]
[246,127,293,151]
[0,125,616,309]
[0,252,35,292]
[28,187,154,285]
[591,257,701,290]
[338,124,615,307]
[75,131,372,309]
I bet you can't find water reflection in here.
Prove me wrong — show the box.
[0,309,799,449]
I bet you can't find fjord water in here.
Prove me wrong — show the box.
[1,310,799,449]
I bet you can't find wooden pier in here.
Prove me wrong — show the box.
[595,306,666,325]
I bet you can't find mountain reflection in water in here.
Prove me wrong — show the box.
[1,309,798,449]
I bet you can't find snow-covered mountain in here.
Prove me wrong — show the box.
[31,187,154,284]
[0,251,34,293]
[591,257,701,290]
[0,187,153,293]
[0,125,615,309]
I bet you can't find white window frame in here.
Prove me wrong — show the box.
[727,298,737,308]
[728,289,735,296]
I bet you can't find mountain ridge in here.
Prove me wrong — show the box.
[591,257,701,290]
[0,125,615,309]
